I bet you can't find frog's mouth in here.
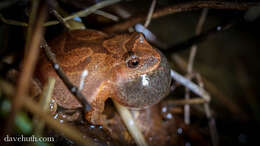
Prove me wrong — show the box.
[115,51,171,109]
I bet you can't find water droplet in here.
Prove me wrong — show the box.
[129,120,134,126]
[161,107,167,113]
[177,128,183,134]
[166,113,173,119]
[54,64,59,70]
[53,113,58,119]
[217,26,222,31]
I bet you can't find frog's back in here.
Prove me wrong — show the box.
[48,29,110,73]
[37,29,117,109]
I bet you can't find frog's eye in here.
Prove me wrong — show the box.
[126,56,140,68]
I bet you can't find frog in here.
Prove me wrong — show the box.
[36,29,171,124]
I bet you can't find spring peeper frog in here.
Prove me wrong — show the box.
[37,29,171,124]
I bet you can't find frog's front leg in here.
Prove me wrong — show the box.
[84,83,112,125]
[85,96,109,125]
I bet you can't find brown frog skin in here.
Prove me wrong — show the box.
[36,29,171,124]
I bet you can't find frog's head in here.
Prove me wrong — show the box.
[112,33,171,109]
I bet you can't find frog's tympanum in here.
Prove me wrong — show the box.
[37,29,171,124]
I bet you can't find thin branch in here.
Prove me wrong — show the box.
[40,39,92,112]
[184,8,208,125]
[170,69,211,102]
[166,20,236,53]
[166,98,207,105]
[0,13,28,27]
[135,24,167,49]
[144,0,157,28]
[33,77,55,136]
[94,10,119,22]
[187,8,208,73]
[45,0,121,26]
[49,9,71,30]
[103,1,257,33]
[0,0,121,27]
[4,0,47,135]
[172,55,248,118]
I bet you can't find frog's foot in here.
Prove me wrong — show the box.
[50,104,82,122]
[85,110,104,125]
[59,109,81,122]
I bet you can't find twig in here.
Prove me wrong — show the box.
[187,8,208,73]
[193,72,219,146]
[33,77,55,136]
[170,69,211,102]
[166,20,236,53]
[203,103,219,146]
[172,55,248,118]
[103,1,257,33]
[40,39,92,112]
[0,0,121,27]
[44,0,121,26]
[4,0,47,135]
[113,100,148,146]
[166,98,207,105]
[135,24,167,49]
[144,0,156,28]
[0,13,28,27]
[94,10,119,22]
[0,79,98,146]
[184,8,208,125]
[49,9,71,30]
[25,0,40,54]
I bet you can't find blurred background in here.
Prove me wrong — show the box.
[0,0,260,146]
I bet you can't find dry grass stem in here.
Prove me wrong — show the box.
[49,9,71,30]
[144,0,156,28]
[45,0,121,27]
[0,0,121,27]
[5,0,47,135]
[104,1,258,33]
[33,77,55,136]
[167,98,207,105]
[172,55,247,118]
[170,69,211,102]
[184,8,208,125]
[113,100,148,146]
[0,13,28,26]
[94,10,119,21]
